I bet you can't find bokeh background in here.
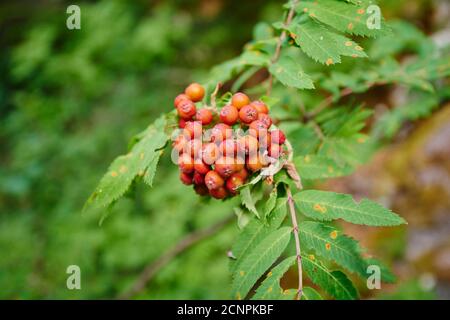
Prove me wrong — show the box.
[0,0,449,299]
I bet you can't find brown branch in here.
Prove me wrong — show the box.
[286,185,303,300]
[118,214,234,300]
[266,0,300,96]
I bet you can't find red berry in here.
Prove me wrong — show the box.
[179,118,187,129]
[173,134,189,154]
[239,104,258,124]
[188,139,202,158]
[210,123,232,143]
[231,92,250,110]
[219,139,237,158]
[202,142,220,165]
[220,105,239,125]
[215,157,236,179]
[177,100,197,120]
[249,120,269,139]
[209,186,228,199]
[268,143,283,158]
[196,108,213,125]
[233,157,245,173]
[178,153,194,173]
[185,83,205,102]
[247,154,268,172]
[270,129,286,145]
[180,171,193,185]
[194,184,209,196]
[183,121,202,139]
[258,133,271,154]
[251,100,269,114]
[258,113,273,128]
[193,171,205,185]
[174,94,190,108]
[205,170,225,190]
[234,167,249,180]
[238,135,259,157]
[194,160,210,175]
[226,174,245,195]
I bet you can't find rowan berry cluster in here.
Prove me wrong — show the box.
[172,83,286,199]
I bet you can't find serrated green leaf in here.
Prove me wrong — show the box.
[333,33,367,58]
[240,185,259,218]
[315,106,372,137]
[264,187,278,218]
[319,134,375,167]
[269,54,314,89]
[295,0,389,38]
[294,190,406,226]
[230,198,288,274]
[252,256,296,300]
[288,20,341,65]
[142,150,163,187]
[370,20,436,59]
[374,93,439,139]
[365,258,397,283]
[301,287,323,300]
[231,227,292,299]
[299,221,367,277]
[294,154,353,180]
[302,254,358,300]
[84,120,168,211]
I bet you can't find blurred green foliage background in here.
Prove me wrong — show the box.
[0,0,448,299]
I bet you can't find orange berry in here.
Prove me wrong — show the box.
[234,167,249,180]
[251,100,269,114]
[185,83,205,102]
[187,139,202,158]
[174,94,191,108]
[194,160,210,175]
[238,135,259,156]
[202,142,220,165]
[178,153,194,174]
[233,157,245,173]
[177,100,197,119]
[173,134,188,154]
[215,157,236,179]
[226,174,245,195]
[247,154,268,172]
[249,120,269,139]
[210,123,232,143]
[195,108,213,125]
[183,121,202,139]
[205,170,225,190]
[258,113,273,128]
[220,105,239,125]
[231,92,250,110]
[239,104,258,124]
[209,186,228,199]
[219,139,237,158]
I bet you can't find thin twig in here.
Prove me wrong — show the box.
[118,214,234,300]
[210,82,222,111]
[266,0,300,95]
[286,185,303,300]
